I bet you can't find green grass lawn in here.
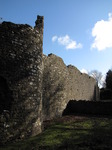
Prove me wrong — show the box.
[1,115,112,150]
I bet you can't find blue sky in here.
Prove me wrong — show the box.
[0,0,112,75]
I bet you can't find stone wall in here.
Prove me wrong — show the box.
[43,54,99,120]
[67,65,99,101]
[43,54,69,120]
[0,16,43,143]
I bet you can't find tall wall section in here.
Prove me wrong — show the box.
[43,54,69,120]
[0,16,43,143]
[43,54,99,120]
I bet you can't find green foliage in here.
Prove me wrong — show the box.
[106,69,112,90]
[100,88,112,100]
[101,69,112,100]
[1,116,112,150]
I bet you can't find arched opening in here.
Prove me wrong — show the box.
[0,76,13,114]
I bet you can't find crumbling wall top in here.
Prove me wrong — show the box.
[35,15,44,33]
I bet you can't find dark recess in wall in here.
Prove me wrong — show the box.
[0,76,13,113]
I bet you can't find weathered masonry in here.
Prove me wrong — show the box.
[0,16,99,143]
[0,16,44,142]
[43,54,99,120]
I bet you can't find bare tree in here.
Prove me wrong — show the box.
[89,70,103,88]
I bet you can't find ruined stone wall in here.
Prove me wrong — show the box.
[0,16,43,143]
[43,54,99,120]
[0,16,99,143]
[67,65,98,101]
[43,54,69,120]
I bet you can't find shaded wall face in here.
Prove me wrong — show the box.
[42,54,68,120]
[0,21,43,142]
[43,54,99,120]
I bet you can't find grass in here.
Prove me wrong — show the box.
[1,115,112,150]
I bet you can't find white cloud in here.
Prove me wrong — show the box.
[66,41,82,49]
[58,35,70,46]
[52,35,82,50]
[80,69,88,74]
[91,13,112,51]
[52,36,58,42]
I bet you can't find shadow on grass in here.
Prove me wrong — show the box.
[1,116,112,150]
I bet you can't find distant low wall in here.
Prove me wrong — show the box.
[63,100,112,116]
